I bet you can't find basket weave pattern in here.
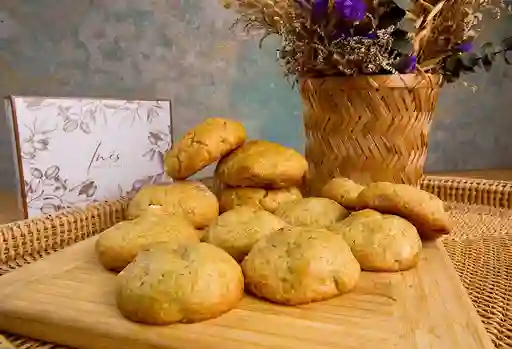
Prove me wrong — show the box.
[300,74,441,195]
[443,204,512,348]
[0,200,127,276]
[2,177,512,348]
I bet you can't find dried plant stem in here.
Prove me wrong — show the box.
[224,0,509,78]
[414,0,447,56]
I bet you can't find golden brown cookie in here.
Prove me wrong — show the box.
[274,197,349,228]
[329,210,422,272]
[116,242,244,325]
[203,206,287,262]
[355,182,451,240]
[164,118,246,180]
[321,177,365,209]
[127,181,219,229]
[242,226,361,305]
[218,186,302,213]
[215,140,308,188]
[95,214,200,272]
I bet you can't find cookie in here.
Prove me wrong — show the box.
[274,197,349,228]
[242,226,361,305]
[203,206,287,262]
[321,177,365,209]
[164,118,246,180]
[355,182,451,239]
[215,140,308,188]
[329,210,422,272]
[116,242,244,325]
[218,186,302,213]
[127,181,219,229]
[95,214,200,272]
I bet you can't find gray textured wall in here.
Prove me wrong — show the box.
[0,1,511,191]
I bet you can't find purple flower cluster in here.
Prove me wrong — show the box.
[395,55,417,73]
[334,0,366,22]
[455,41,474,53]
[310,0,367,22]
[310,0,329,20]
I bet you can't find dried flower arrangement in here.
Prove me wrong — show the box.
[222,0,512,83]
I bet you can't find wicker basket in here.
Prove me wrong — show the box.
[2,176,512,348]
[300,74,442,195]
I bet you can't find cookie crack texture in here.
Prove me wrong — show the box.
[164,118,246,180]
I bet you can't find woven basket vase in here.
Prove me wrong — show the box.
[300,74,442,195]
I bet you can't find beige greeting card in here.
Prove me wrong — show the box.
[5,96,173,219]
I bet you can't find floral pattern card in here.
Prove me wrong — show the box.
[5,96,173,219]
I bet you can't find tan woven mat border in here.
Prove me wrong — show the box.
[2,177,512,348]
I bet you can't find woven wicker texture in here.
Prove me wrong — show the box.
[444,203,512,349]
[2,176,512,348]
[300,74,441,195]
[422,176,512,209]
[0,199,127,276]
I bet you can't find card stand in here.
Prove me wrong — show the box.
[4,96,173,219]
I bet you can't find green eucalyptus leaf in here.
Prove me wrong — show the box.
[392,37,414,54]
[392,29,408,40]
[504,51,512,65]
[392,0,415,10]
[460,52,479,70]
[443,36,512,82]
[502,37,512,65]
[480,55,493,72]
[398,17,416,32]
[502,37,512,51]
[445,55,462,74]
[377,6,406,29]
[480,42,496,61]
[479,42,495,72]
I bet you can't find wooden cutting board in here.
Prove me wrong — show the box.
[0,236,493,349]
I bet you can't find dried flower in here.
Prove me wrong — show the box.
[312,0,329,20]
[455,41,474,53]
[334,0,366,22]
[395,55,417,73]
[225,0,510,81]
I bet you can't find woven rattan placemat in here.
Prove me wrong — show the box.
[1,177,512,349]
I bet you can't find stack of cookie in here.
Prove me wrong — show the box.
[163,117,308,214]
[214,139,308,213]
[91,117,453,326]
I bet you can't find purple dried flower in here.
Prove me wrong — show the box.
[312,0,329,20]
[334,0,366,22]
[364,32,377,39]
[407,55,417,71]
[395,55,417,73]
[455,42,474,53]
